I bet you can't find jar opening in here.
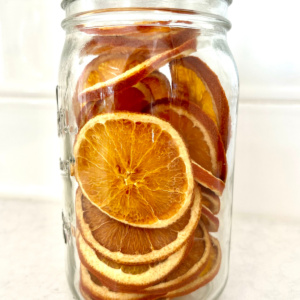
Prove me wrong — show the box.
[61,8,231,33]
[61,0,232,20]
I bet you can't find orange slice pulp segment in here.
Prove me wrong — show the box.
[74,112,194,228]
[170,56,230,149]
[76,186,201,265]
[149,99,227,181]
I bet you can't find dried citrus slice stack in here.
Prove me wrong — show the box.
[74,112,194,228]
[71,22,230,300]
[170,56,230,149]
[77,232,191,291]
[74,38,196,129]
[200,206,220,232]
[142,222,211,294]
[79,38,196,104]
[80,22,199,56]
[165,236,222,298]
[73,47,152,128]
[79,235,221,300]
[76,81,154,129]
[201,186,221,215]
[76,187,201,265]
[149,99,227,182]
[80,266,166,300]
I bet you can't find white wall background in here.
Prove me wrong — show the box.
[228,0,300,102]
[0,0,299,218]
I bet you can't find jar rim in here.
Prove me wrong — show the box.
[61,0,232,19]
[61,8,231,32]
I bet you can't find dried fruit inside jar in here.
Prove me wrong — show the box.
[71,22,230,300]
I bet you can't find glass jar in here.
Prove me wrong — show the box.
[58,1,239,299]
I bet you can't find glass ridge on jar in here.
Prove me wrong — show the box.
[57,1,238,299]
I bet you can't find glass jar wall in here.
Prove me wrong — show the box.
[58,1,238,299]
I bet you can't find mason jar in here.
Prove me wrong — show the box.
[57,1,239,299]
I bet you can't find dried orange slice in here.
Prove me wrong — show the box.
[142,222,211,295]
[74,112,194,228]
[80,266,165,300]
[201,186,221,215]
[79,38,196,104]
[76,186,201,265]
[192,161,225,197]
[80,24,199,56]
[76,70,171,129]
[76,81,153,129]
[73,47,151,125]
[165,236,221,298]
[149,99,227,181]
[201,206,219,232]
[141,71,171,101]
[170,56,230,149]
[77,232,192,292]
[78,21,175,36]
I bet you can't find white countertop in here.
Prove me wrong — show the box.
[1,198,299,300]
